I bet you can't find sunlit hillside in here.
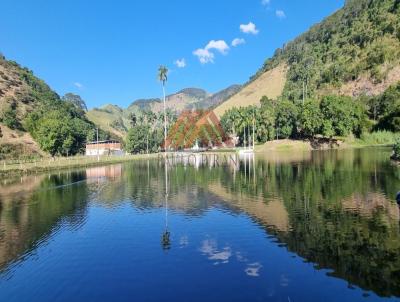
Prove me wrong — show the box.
[214,64,287,117]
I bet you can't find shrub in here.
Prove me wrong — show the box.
[392,139,400,160]
[360,131,399,145]
[1,107,20,129]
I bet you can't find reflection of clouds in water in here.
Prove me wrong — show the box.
[200,239,232,265]
[235,251,248,262]
[236,252,245,262]
[245,262,263,277]
[200,240,262,276]
[179,235,189,248]
[280,274,289,287]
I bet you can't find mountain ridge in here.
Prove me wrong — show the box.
[86,84,241,137]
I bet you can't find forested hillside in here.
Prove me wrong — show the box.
[219,0,400,148]
[0,55,105,157]
[217,0,400,116]
[257,0,400,100]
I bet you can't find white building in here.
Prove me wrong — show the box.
[85,140,123,156]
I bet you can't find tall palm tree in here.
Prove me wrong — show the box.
[158,65,169,151]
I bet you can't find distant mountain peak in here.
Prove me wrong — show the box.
[175,88,209,99]
[62,93,88,111]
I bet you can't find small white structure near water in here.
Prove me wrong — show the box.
[85,140,123,156]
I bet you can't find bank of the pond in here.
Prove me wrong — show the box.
[0,154,160,177]
[256,138,395,153]
[1,138,396,177]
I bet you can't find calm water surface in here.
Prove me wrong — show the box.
[1,148,400,301]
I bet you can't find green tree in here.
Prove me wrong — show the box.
[28,109,96,156]
[33,112,72,156]
[320,95,365,137]
[376,83,400,119]
[125,125,151,154]
[221,108,241,136]
[299,99,323,137]
[258,97,276,141]
[275,100,298,139]
[377,108,400,132]
[62,93,88,111]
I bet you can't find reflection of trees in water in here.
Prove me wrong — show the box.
[94,160,221,215]
[220,148,400,297]
[2,148,397,296]
[161,159,171,251]
[118,148,400,297]
[0,172,90,272]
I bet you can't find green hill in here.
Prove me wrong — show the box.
[262,0,400,100]
[0,55,105,157]
[216,0,400,115]
[86,104,128,138]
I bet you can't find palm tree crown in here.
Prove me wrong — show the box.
[158,65,168,86]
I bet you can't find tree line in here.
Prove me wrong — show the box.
[220,82,400,145]
[124,109,177,154]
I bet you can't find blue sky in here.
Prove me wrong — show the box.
[0,0,344,109]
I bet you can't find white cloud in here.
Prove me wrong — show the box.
[232,38,246,47]
[74,82,83,89]
[240,22,259,35]
[174,58,186,68]
[193,48,214,64]
[276,10,286,19]
[261,0,270,5]
[193,40,230,64]
[206,40,230,54]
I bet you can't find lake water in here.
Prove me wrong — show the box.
[0,147,400,301]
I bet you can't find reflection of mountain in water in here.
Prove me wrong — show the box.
[0,147,399,297]
[114,148,400,297]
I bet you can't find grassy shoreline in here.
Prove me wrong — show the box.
[1,138,395,178]
[0,154,160,177]
[256,134,397,153]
